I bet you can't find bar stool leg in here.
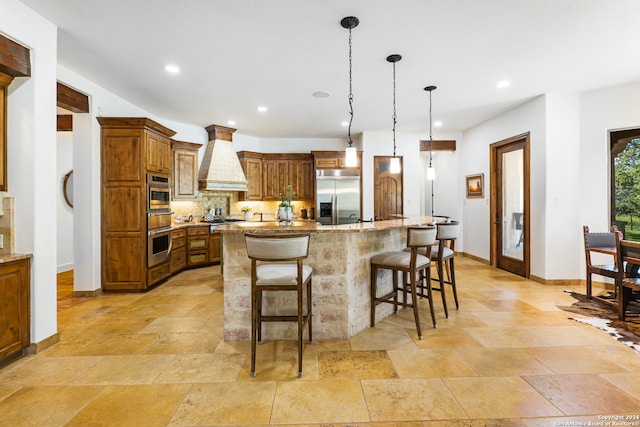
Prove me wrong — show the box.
[307,278,313,343]
[449,256,459,309]
[251,284,258,378]
[410,269,423,340]
[436,259,449,318]
[370,265,377,327]
[424,267,437,328]
[297,284,303,378]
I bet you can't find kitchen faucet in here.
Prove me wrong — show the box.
[254,212,264,222]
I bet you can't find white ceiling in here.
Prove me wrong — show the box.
[20,0,640,138]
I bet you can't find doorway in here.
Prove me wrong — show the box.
[490,133,530,278]
[374,156,403,220]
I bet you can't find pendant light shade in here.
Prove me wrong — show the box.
[342,16,359,167]
[425,85,437,180]
[390,157,401,174]
[345,146,357,166]
[426,164,436,180]
[387,54,402,174]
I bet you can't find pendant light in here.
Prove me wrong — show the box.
[341,16,359,167]
[387,54,401,174]
[425,85,437,180]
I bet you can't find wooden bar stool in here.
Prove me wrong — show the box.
[430,221,460,316]
[245,232,312,378]
[370,226,437,339]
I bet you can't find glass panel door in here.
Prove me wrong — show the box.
[501,148,524,261]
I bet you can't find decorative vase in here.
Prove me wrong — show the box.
[278,206,293,222]
[244,212,251,221]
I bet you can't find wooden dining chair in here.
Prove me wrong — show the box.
[244,232,313,377]
[616,238,640,321]
[582,225,622,306]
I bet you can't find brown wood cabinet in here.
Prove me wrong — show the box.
[237,151,263,201]
[312,150,362,169]
[296,157,314,200]
[187,226,209,266]
[238,152,314,203]
[209,232,221,263]
[146,132,171,174]
[171,140,201,200]
[98,117,176,291]
[263,157,289,200]
[170,228,186,274]
[0,73,13,192]
[262,154,313,202]
[0,257,30,363]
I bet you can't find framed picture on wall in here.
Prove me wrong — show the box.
[466,173,484,198]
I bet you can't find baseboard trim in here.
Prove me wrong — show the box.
[461,252,490,265]
[72,288,102,298]
[24,332,60,354]
[529,275,582,286]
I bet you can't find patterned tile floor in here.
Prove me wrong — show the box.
[1,257,640,426]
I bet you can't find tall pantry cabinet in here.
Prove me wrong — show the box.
[98,117,175,291]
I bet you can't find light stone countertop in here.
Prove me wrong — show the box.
[216,216,435,233]
[0,253,33,264]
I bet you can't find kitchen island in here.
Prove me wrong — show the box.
[217,216,435,341]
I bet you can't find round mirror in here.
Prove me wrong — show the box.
[63,170,73,208]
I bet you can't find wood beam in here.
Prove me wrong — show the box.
[0,34,31,77]
[57,115,73,132]
[420,140,456,151]
[57,82,89,113]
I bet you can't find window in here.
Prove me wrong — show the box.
[611,130,640,241]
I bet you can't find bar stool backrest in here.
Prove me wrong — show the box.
[436,221,459,241]
[245,233,310,261]
[407,226,437,248]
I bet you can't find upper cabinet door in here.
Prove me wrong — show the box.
[147,133,171,174]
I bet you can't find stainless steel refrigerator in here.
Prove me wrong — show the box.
[316,169,360,225]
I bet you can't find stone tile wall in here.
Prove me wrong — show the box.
[0,196,14,254]
[222,227,407,341]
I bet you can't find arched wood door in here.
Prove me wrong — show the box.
[374,156,403,220]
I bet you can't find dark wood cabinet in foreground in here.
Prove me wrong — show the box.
[0,257,31,363]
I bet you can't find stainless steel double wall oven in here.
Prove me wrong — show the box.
[147,173,172,267]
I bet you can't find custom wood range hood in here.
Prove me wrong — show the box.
[198,124,248,192]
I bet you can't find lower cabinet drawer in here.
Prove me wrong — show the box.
[148,261,171,285]
[188,250,209,266]
[170,247,186,274]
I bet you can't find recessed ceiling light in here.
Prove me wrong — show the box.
[434,121,443,127]
[313,91,330,98]
[497,80,511,89]
[341,121,349,127]
[257,106,267,113]
[227,120,236,126]
[164,64,180,73]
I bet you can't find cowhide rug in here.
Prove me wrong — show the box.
[558,290,640,352]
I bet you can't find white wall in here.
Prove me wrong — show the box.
[579,81,640,275]
[460,96,546,277]
[56,64,209,293]
[56,131,73,272]
[2,0,58,343]
[544,93,581,279]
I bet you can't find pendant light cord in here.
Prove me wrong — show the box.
[429,89,433,166]
[347,25,354,148]
[392,61,397,157]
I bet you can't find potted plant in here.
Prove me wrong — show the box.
[278,185,295,222]
[240,205,252,221]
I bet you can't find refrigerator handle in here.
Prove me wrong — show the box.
[333,194,337,225]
